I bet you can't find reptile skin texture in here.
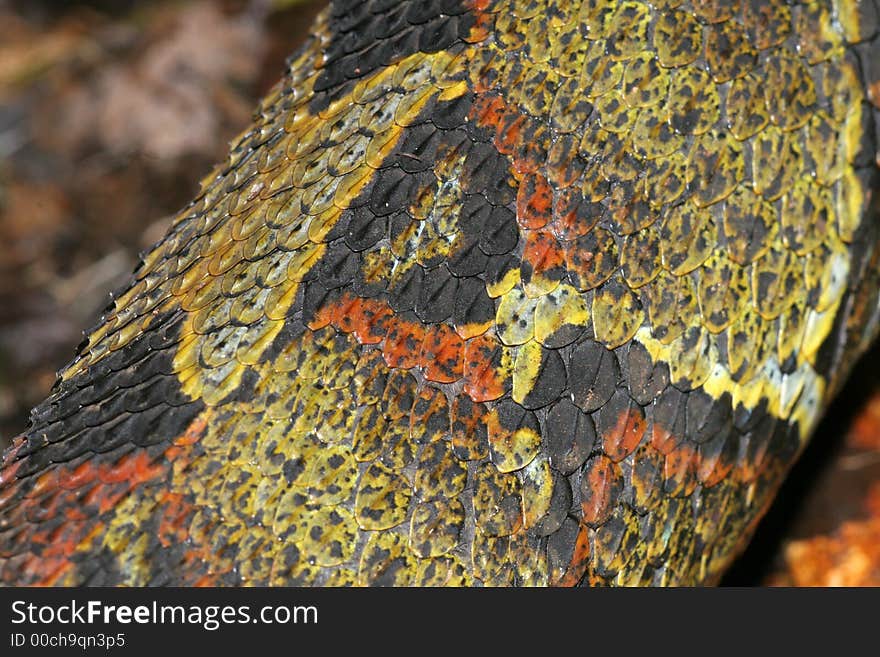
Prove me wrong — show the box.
[2,0,880,587]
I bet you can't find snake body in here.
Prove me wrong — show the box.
[1,0,879,586]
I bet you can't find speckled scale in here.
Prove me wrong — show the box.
[668,66,720,136]
[621,226,662,289]
[705,20,756,83]
[473,461,524,537]
[722,187,778,266]
[415,432,466,496]
[624,339,670,405]
[751,245,803,321]
[686,129,745,207]
[659,201,716,276]
[563,226,619,291]
[652,8,702,68]
[409,498,466,558]
[697,251,751,333]
[726,73,770,140]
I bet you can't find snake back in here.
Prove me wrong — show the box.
[1,0,880,586]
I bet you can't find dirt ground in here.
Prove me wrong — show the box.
[0,0,877,586]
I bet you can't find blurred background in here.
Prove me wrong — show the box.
[0,0,323,441]
[0,0,877,585]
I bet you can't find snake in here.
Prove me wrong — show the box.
[1,0,879,587]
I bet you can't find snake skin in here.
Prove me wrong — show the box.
[1,0,880,586]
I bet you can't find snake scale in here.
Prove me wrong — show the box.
[1,0,879,587]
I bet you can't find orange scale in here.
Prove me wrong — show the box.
[305,301,336,330]
[650,421,684,455]
[736,433,772,485]
[698,449,736,489]
[157,492,196,548]
[472,94,508,133]
[307,292,358,332]
[420,324,465,383]
[27,467,62,499]
[62,503,89,523]
[580,455,624,527]
[516,172,554,229]
[350,299,394,345]
[493,111,527,156]
[42,520,88,559]
[598,399,647,463]
[522,229,565,278]
[57,460,101,491]
[697,433,738,488]
[100,451,163,486]
[382,316,426,370]
[462,334,509,402]
[332,296,366,334]
[22,555,72,586]
[172,415,209,447]
[96,486,131,515]
[662,441,699,497]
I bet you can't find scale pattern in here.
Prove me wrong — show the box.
[1,0,880,586]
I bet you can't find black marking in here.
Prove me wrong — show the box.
[495,398,540,436]
[568,339,619,413]
[388,263,425,312]
[11,311,205,481]
[311,0,474,112]
[545,515,580,574]
[448,233,489,276]
[652,386,687,446]
[453,276,495,329]
[544,398,596,475]
[415,265,458,323]
[519,346,567,410]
